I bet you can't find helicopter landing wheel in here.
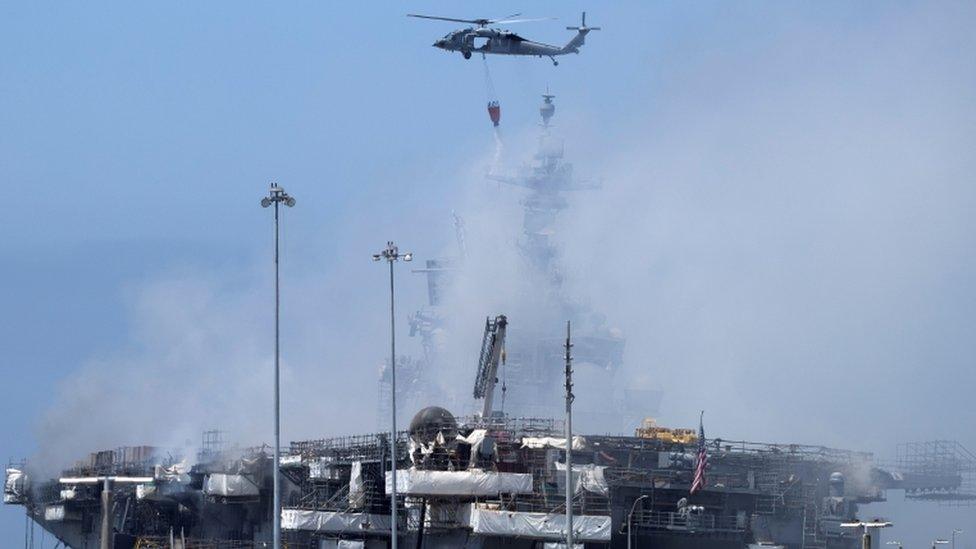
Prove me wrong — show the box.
[463,51,472,60]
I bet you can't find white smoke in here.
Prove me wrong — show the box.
[31,255,392,474]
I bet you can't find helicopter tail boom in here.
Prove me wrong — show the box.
[561,11,600,54]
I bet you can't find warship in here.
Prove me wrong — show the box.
[5,95,975,549]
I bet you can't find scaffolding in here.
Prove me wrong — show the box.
[896,440,976,506]
[62,446,184,478]
[200,429,227,460]
[130,536,262,548]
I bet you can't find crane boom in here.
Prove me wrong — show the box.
[473,314,508,418]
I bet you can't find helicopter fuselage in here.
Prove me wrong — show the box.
[434,27,579,62]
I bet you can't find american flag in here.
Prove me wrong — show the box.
[690,412,707,495]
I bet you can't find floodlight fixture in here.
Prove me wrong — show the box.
[261,183,295,209]
[842,522,893,529]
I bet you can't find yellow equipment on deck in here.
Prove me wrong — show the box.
[635,418,698,444]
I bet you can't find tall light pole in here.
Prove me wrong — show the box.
[261,183,295,549]
[625,494,649,549]
[953,529,964,549]
[373,241,412,549]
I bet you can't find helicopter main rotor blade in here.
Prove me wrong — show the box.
[491,12,522,22]
[492,16,557,25]
[407,13,482,24]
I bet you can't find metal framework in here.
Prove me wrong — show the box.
[896,440,976,505]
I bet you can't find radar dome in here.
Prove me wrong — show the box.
[408,406,458,444]
[829,472,846,497]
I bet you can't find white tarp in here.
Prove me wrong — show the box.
[319,540,385,549]
[59,475,153,485]
[349,461,365,508]
[154,460,190,483]
[465,505,611,542]
[203,473,260,497]
[408,438,421,465]
[385,469,533,496]
[458,429,497,469]
[282,508,391,533]
[456,429,489,463]
[543,544,584,549]
[280,454,303,468]
[521,436,587,451]
[44,505,65,522]
[410,431,451,466]
[4,468,26,503]
[457,429,487,448]
[554,462,609,497]
[136,484,157,500]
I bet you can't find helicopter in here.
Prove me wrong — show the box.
[407,11,600,65]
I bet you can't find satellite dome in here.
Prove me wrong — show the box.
[408,406,458,444]
[829,471,846,497]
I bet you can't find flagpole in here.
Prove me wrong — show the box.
[690,411,706,496]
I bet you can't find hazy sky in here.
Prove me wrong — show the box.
[2,1,974,544]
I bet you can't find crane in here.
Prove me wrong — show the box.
[473,315,507,418]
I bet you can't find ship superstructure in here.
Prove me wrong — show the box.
[6,415,975,548]
[387,94,658,433]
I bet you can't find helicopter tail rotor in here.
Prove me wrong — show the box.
[566,11,601,32]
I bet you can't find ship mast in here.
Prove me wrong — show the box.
[564,320,574,547]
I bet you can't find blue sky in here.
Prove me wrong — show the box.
[2,1,975,544]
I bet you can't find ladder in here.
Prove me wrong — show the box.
[801,503,826,549]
